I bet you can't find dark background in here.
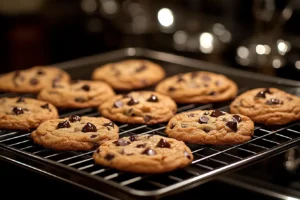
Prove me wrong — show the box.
[0,0,300,80]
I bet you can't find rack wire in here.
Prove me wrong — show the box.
[0,48,300,200]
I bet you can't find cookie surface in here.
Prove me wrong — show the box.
[155,71,238,103]
[165,110,254,145]
[0,66,70,93]
[0,97,59,130]
[31,116,119,151]
[38,80,115,108]
[93,134,193,173]
[92,59,165,90]
[99,91,177,124]
[230,88,300,125]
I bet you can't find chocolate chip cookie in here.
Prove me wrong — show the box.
[0,66,70,93]
[155,71,238,103]
[230,88,300,125]
[93,134,193,173]
[92,59,165,90]
[38,80,115,108]
[0,97,59,130]
[99,91,177,124]
[165,110,254,145]
[31,116,119,151]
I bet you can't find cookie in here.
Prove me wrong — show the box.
[31,116,119,151]
[0,97,59,130]
[92,59,165,90]
[93,134,193,173]
[99,91,177,124]
[165,110,254,145]
[38,80,115,109]
[0,66,70,93]
[155,71,238,103]
[230,88,300,125]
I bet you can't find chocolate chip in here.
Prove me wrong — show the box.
[144,115,152,123]
[147,134,154,138]
[105,154,115,161]
[170,123,176,129]
[129,135,138,142]
[255,88,272,98]
[226,121,238,132]
[147,95,158,102]
[204,111,210,115]
[208,91,216,96]
[210,110,225,117]
[90,134,98,138]
[203,128,210,133]
[75,97,86,103]
[232,115,241,122]
[136,144,146,148]
[30,78,39,85]
[52,74,63,88]
[114,101,123,108]
[57,120,71,129]
[37,70,45,75]
[41,103,51,111]
[168,86,176,92]
[127,97,139,106]
[12,107,24,115]
[215,81,220,86]
[94,143,100,148]
[287,97,293,101]
[96,149,100,153]
[156,139,171,148]
[16,97,25,103]
[191,72,198,78]
[103,121,114,128]
[69,115,81,122]
[177,75,185,82]
[187,113,195,117]
[81,85,90,91]
[181,124,187,128]
[199,116,209,124]
[201,75,211,81]
[184,151,191,159]
[142,148,156,156]
[52,80,61,88]
[114,139,131,146]
[266,98,282,105]
[82,122,97,132]
[135,64,147,72]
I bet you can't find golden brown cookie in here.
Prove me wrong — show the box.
[155,71,238,103]
[31,116,119,151]
[98,91,177,124]
[230,88,300,125]
[0,97,59,130]
[38,80,115,109]
[0,66,70,93]
[165,110,254,145]
[93,134,193,173]
[92,59,165,90]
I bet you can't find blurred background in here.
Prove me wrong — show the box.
[1,0,300,80]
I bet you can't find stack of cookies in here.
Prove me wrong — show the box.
[0,59,299,174]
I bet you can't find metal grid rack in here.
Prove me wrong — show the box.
[0,48,300,200]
